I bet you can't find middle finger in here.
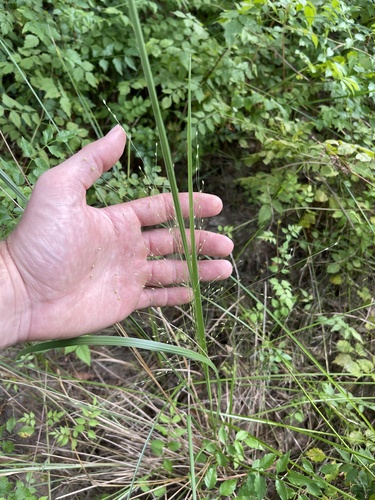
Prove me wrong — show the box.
[143,228,233,258]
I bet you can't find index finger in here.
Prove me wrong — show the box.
[126,192,223,227]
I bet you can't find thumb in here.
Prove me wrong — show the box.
[53,125,127,190]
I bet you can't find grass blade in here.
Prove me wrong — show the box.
[19,335,217,373]
[0,166,28,204]
[127,1,193,283]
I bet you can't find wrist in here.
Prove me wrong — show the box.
[0,240,31,347]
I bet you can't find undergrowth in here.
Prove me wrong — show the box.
[0,0,374,499]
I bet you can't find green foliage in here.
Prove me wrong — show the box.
[1,0,374,153]
[0,477,47,500]
[1,0,375,498]
[2,0,374,228]
[232,0,375,312]
[49,399,101,450]
[240,141,375,280]
[219,0,375,145]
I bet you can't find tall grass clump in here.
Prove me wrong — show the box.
[0,0,374,499]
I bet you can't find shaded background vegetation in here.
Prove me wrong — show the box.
[0,0,374,498]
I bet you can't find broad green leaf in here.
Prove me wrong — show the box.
[64,48,82,66]
[18,425,35,438]
[5,416,16,433]
[204,466,217,490]
[236,430,249,441]
[42,127,54,145]
[167,441,181,452]
[47,144,65,159]
[39,77,60,99]
[321,463,341,482]
[305,448,326,463]
[219,479,237,495]
[163,459,173,473]
[330,274,342,285]
[2,93,23,110]
[195,88,204,103]
[276,451,290,473]
[287,470,308,486]
[223,19,243,45]
[60,95,72,118]
[75,345,91,366]
[238,472,256,495]
[151,439,164,456]
[336,340,353,353]
[299,211,316,228]
[20,136,35,157]
[215,451,228,467]
[306,481,322,496]
[85,72,98,88]
[334,353,362,377]
[314,189,328,203]
[288,470,325,491]
[356,152,372,162]
[218,425,228,444]
[82,61,94,72]
[2,440,14,454]
[72,66,84,82]
[105,6,122,14]
[57,130,77,142]
[9,110,21,128]
[0,61,14,75]
[113,57,123,75]
[304,2,316,26]
[357,358,374,373]
[172,10,186,19]
[154,486,167,497]
[311,32,318,48]
[24,34,39,49]
[337,142,356,155]
[252,453,277,471]
[161,96,172,109]
[21,112,32,127]
[320,165,338,177]
[275,479,288,500]
[258,204,272,225]
[254,472,266,499]
[125,56,136,70]
[99,59,109,72]
[327,262,340,274]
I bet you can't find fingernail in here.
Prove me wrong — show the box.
[106,124,125,137]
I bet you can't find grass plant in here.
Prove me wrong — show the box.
[127,0,212,403]
[0,1,374,499]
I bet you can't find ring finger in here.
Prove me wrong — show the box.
[145,258,233,287]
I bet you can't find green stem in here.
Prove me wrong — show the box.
[127,1,189,259]
[128,1,214,401]
[187,414,197,500]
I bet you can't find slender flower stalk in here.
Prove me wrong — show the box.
[128,0,214,401]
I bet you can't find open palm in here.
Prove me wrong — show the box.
[7,126,233,342]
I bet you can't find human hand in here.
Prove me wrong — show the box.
[1,126,233,346]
